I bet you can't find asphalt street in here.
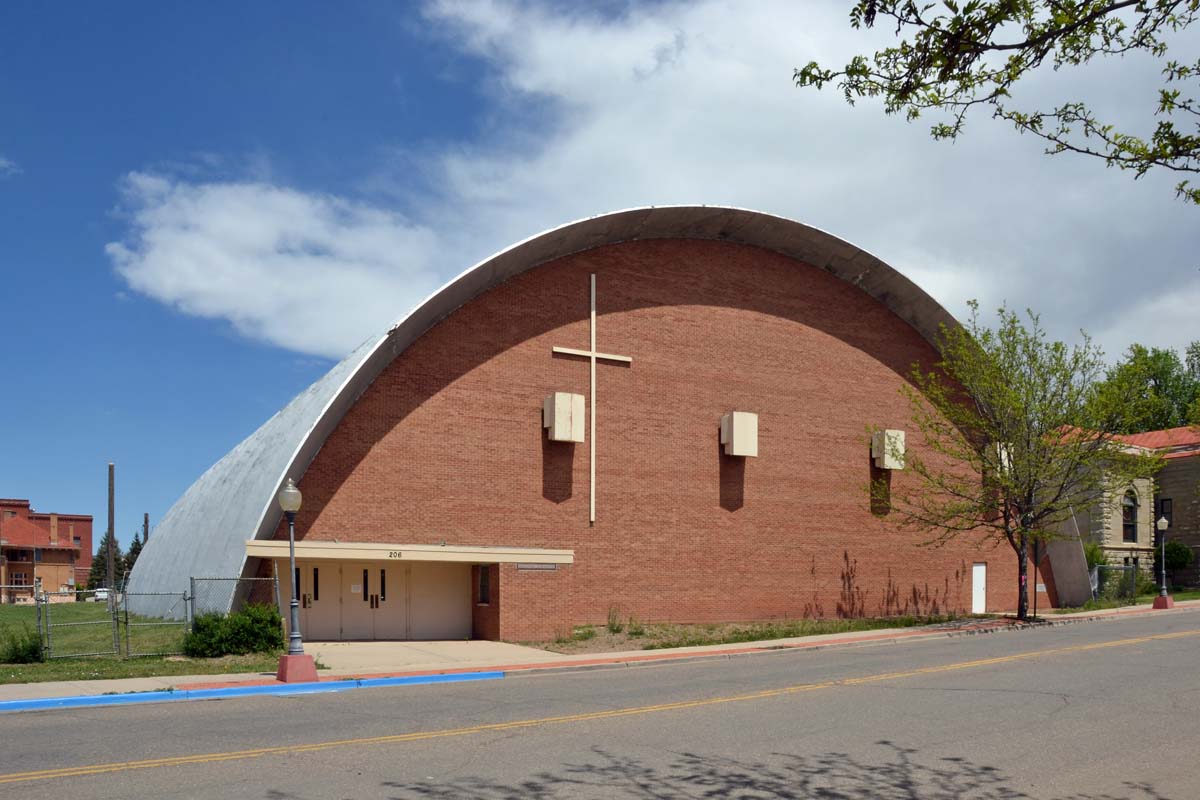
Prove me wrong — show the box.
[2,611,1198,799]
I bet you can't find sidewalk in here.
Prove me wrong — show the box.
[3,599,1197,709]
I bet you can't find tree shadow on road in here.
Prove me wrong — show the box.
[376,740,1174,800]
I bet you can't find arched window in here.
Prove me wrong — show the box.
[1122,490,1138,543]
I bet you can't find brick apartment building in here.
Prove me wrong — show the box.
[129,207,1053,639]
[0,498,93,602]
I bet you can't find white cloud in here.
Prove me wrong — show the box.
[107,0,1199,361]
[106,173,442,358]
[0,156,20,176]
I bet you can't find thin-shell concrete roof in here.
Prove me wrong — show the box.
[127,206,956,611]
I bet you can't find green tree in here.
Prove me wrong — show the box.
[795,1,1200,204]
[885,302,1161,620]
[1186,340,1200,380]
[1092,344,1200,432]
[87,529,123,590]
[123,532,143,577]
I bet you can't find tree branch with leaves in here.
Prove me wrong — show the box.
[883,302,1161,619]
[796,1,1200,204]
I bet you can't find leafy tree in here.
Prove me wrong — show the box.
[795,1,1200,204]
[87,529,123,590]
[1156,536,1195,576]
[884,302,1161,620]
[1092,344,1200,431]
[123,532,143,577]
[1186,340,1200,380]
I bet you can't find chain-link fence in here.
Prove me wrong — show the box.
[40,589,121,658]
[120,592,189,656]
[189,576,280,625]
[15,574,280,660]
[1091,564,1137,601]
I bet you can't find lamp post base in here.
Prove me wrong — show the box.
[1152,595,1175,610]
[276,653,319,683]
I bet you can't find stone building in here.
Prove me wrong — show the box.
[1117,427,1200,585]
[1063,476,1156,574]
[129,207,1054,640]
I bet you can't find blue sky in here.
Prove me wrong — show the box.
[0,3,462,544]
[2,2,1195,551]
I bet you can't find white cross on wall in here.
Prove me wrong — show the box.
[551,274,632,524]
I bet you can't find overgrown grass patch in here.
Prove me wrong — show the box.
[640,615,963,650]
[0,653,282,685]
[536,614,972,654]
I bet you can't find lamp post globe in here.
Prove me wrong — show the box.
[278,478,304,656]
[278,478,302,514]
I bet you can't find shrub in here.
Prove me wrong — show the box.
[0,623,44,664]
[606,607,624,634]
[627,617,645,638]
[1135,570,1158,597]
[572,624,596,641]
[1083,541,1108,569]
[223,603,284,654]
[183,613,227,658]
[1165,540,1195,572]
[183,604,284,658]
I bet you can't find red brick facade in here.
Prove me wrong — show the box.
[0,498,93,598]
[280,239,1043,640]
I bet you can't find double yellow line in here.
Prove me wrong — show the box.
[2,628,1196,785]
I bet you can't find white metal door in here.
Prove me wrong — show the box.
[373,563,409,639]
[297,562,341,641]
[341,563,375,640]
[971,563,987,613]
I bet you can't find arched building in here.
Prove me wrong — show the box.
[129,206,1050,640]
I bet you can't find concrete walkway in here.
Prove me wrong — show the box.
[3,599,1197,704]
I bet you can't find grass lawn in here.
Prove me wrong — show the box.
[0,653,283,685]
[539,614,980,654]
[0,601,187,657]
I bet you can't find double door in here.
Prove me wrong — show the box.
[288,560,471,641]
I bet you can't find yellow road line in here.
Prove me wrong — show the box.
[1,628,1195,785]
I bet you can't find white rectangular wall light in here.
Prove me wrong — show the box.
[871,429,906,470]
[543,392,585,442]
[720,412,758,457]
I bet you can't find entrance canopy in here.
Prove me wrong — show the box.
[245,540,574,565]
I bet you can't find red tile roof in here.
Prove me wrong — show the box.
[1116,426,1200,458]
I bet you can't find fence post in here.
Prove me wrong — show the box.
[111,591,121,656]
[42,594,52,659]
[189,577,197,632]
[123,596,130,657]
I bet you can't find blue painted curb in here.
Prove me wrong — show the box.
[0,670,505,713]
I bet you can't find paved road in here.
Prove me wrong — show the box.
[2,612,1198,799]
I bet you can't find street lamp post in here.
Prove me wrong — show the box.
[278,478,304,656]
[275,478,318,681]
[1153,515,1174,610]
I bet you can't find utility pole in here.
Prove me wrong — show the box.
[143,512,149,543]
[106,463,115,592]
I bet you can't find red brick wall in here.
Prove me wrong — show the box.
[282,239,1028,640]
[0,501,92,587]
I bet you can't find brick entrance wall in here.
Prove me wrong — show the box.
[277,239,1027,640]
